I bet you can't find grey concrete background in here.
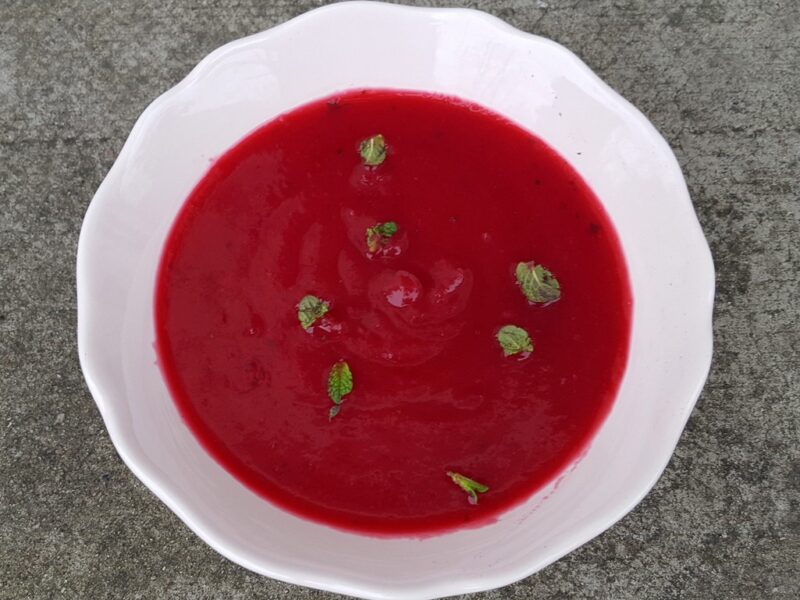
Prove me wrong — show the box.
[1,0,798,598]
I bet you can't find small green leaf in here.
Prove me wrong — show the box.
[447,471,489,505]
[327,361,353,405]
[328,405,341,421]
[515,261,561,304]
[359,134,386,166]
[298,295,330,330]
[366,221,398,253]
[496,325,533,357]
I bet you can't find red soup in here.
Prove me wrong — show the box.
[155,89,632,535]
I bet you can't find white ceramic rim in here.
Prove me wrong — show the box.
[77,3,714,599]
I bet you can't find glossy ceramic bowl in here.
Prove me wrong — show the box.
[77,2,714,598]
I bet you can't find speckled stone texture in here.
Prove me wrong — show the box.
[1,1,797,598]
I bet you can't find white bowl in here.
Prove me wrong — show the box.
[77,2,714,598]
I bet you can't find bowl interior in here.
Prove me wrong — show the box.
[77,3,714,599]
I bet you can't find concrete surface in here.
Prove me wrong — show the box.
[1,1,798,598]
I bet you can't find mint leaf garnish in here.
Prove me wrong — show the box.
[359,134,386,166]
[298,295,330,330]
[496,325,533,357]
[366,221,398,254]
[327,360,353,411]
[446,471,489,505]
[515,261,561,304]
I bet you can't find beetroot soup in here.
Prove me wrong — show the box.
[155,89,632,535]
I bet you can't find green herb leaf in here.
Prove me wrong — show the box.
[327,361,353,405]
[298,295,330,330]
[446,471,489,505]
[366,221,398,253]
[515,261,561,304]
[496,325,533,357]
[328,405,341,421]
[359,134,386,166]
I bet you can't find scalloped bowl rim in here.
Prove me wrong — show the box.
[77,3,714,599]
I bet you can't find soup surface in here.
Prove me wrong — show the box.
[155,89,632,535]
